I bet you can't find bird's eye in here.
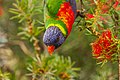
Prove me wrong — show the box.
[47,39,50,42]
[55,37,60,43]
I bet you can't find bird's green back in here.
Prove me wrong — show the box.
[46,0,66,18]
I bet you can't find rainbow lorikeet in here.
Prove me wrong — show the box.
[43,0,77,55]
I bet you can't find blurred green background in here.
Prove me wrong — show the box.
[0,0,118,80]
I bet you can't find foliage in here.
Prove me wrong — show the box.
[90,64,118,80]
[9,0,45,52]
[0,0,119,80]
[0,69,11,80]
[27,54,80,80]
[9,0,80,79]
[75,0,120,65]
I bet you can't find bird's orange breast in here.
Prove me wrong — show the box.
[57,2,75,35]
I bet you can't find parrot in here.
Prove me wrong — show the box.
[43,0,77,55]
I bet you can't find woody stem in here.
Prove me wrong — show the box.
[118,43,120,80]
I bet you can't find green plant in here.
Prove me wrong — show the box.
[9,0,80,79]
[8,0,120,79]
[27,54,80,80]
[0,69,11,80]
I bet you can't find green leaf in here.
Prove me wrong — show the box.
[97,21,104,27]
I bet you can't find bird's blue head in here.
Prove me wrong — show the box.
[43,26,66,55]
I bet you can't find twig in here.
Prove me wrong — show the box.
[76,0,85,18]
[79,0,83,11]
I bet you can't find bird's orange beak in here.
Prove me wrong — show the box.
[47,45,55,55]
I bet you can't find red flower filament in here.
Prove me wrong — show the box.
[86,13,94,19]
[113,1,119,9]
[101,5,109,13]
[91,30,117,61]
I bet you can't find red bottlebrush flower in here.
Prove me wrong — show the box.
[101,5,109,13]
[86,13,94,19]
[92,43,102,56]
[101,29,111,39]
[91,29,117,62]
[113,1,119,9]
[0,6,3,16]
